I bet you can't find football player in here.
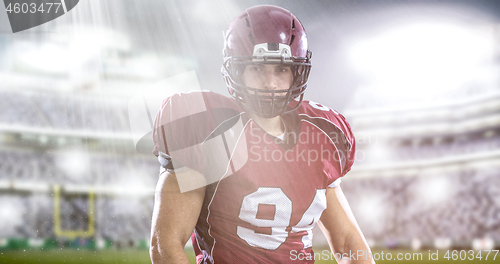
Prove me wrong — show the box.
[150,5,374,264]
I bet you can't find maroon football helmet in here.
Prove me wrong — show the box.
[222,5,312,118]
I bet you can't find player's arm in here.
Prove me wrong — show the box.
[150,168,206,264]
[318,185,375,264]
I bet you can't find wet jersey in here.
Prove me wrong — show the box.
[152,91,355,264]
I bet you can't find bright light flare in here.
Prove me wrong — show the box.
[55,148,90,180]
[114,169,152,196]
[67,27,130,63]
[356,193,386,224]
[19,43,69,73]
[130,54,163,79]
[364,141,390,163]
[350,22,494,97]
[16,26,131,75]
[415,175,454,206]
[0,197,24,234]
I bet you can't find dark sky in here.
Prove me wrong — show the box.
[146,0,498,110]
[2,0,499,110]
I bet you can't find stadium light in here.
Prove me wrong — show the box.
[365,141,391,163]
[357,194,385,224]
[416,175,453,206]
[67,27,130,65]
[54,148,90,180]
[130,54,163,79]
[114,170,153,197]
[17,26,130,75]
[350,22,494,99]
[0,198,24,233]
[425,176,450,203]
[18,43,69,74]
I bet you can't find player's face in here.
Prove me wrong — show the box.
[242,64,293,93]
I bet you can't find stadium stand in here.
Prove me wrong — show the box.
[0,91,130,132]
[343,168,500,245]
[0,84,499,250]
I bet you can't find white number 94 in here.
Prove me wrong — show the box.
[237,187,327,250]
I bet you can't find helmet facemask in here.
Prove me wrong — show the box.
[222,43,311,118]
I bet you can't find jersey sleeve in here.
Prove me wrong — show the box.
[152,91,242,176]
[152,92,210,174]
[334,111,356,177]
[321,109,356,187]
[297,101,356,186]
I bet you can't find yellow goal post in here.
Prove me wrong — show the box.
[53,185,95,239]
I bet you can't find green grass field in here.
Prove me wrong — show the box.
[0,248,498,263]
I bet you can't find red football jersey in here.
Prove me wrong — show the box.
[153,91,355,264]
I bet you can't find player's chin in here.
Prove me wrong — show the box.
[253,100,287,115]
